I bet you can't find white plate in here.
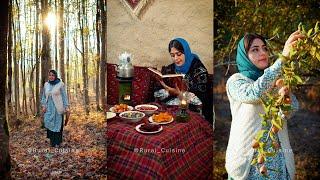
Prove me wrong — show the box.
[109,105,133,113]
[134,104,158,115]
[135,123,163,134]
[106,112,116,119]
[148,116,174,125]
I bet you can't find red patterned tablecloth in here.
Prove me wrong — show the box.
[106,106,213,179]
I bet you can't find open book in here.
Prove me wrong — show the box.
[148,67,185,78]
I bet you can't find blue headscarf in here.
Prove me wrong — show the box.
[236,36,264,81]
[48,70,61,85]
[173,38,199,74]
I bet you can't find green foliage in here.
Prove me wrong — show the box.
[253,22,320,176]
[214,0,320,64]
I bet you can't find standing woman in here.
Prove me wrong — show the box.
[154,37,213,123]
[225,31,303,179]
[41,70,69,147]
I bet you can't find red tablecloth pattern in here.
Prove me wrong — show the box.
[106,108,213,179]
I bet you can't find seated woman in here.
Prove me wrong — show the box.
[153,37,213,123]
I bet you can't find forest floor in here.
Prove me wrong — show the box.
[8,104,107,179]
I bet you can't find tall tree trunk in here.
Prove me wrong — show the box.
[22,0,27,116]
[59,0,65,82]
[1,0,9,129]
[15,0,27,115]
[95,0,101,111]
[7,0,15,125]
[40,0,51,128]
[35,0,40,116]
[73,33,79,102]
[66,0,70,100]
[54,0,58,71]
[79,0,89,115]
[29,5,36,115]
[29,65,36,115]
[21,44,27,115]
[84,0,90,114]
[13,0,20,116]
[100,0,106,109]
[41,0,51,91]
[0,0,11,178]
[12,14,19,117]
[74,50,78,102]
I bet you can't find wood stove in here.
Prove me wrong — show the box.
[117,77,133,105]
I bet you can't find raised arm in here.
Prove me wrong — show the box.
[227,59,283,103]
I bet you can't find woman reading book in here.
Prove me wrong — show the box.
[153,37,213,123]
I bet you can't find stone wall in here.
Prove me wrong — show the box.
[107,0,213,73]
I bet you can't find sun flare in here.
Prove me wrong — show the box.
[45,12,57,29]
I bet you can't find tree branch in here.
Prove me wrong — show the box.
[73,37,83,54]
[214,61,237,68]
[297,83,320,87]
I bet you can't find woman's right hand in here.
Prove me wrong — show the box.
[159,80,181,96]
[42,107,46,113]
[282,30,305,58]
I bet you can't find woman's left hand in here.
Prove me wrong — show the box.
[160,80,181,96]
[42,107,47,113]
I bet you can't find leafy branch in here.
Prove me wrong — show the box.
[251,21,320,176]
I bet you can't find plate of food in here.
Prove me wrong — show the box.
[109,104,133,113]
[119,111,145,122]
[148,112,174,124]
[106,112,116,119]
[135,123,163,134]
[135,104,158,115]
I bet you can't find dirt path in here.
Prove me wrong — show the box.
[9,105,107,179]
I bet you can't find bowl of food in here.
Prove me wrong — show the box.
[119,111,145,122]
[110,104,133,113]
[135,104,158,115]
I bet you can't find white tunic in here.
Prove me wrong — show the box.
[225,59,298,180]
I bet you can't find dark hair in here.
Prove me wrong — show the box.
[168,40,184,54]
[243,33,267,53]
[49,69,58,79]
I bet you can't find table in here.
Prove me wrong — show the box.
[106,105,213,179]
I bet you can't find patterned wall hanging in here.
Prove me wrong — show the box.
[120,0,154,20]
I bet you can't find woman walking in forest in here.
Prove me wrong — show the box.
[41,69,69,147]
